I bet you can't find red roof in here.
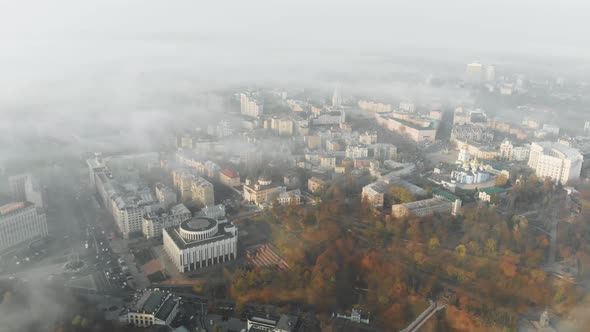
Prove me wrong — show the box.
[0,202,27,215]
[220,169,239,178]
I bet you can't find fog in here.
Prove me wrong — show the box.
[2,1,590,331]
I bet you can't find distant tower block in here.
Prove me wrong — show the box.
[332,83,342,108]
[485,65,496,82]
[465,62,483,84]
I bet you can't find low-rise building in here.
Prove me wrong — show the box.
[247,313,304,332]
[345,145,369,159]
[243,177,286,206]
[375,113,437,143]
[358,100,392,113]
[163,217,237,272]
[334,308,371,325]
[172,169,195,202]
[453,107,488,125]
[119,290,180,327]
[196,204,226,220]
[308,177,327,194]
[304,135,322,150]
[180,135,194,149]
[370,143,397,160]
[359,131,378,144]
[391,197,452,218]
[362,173,427,209]
[432,188,462,215]
[451,124,494,143]
[219,169,240,187]
[478,187,507,202]
[190,176,215,208]
[142,204,192,239]
[311,110,346,126]
[155,183,177,208]
[320,156,336,170]
[399,101,416,113]
[0,202,48,252]
[277,189,301,205]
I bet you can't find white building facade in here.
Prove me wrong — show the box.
[0,202,48,251]
[528,142,583,184]
[163,217,237,273]
[240,93,263,117]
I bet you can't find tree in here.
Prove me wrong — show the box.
[467,241,482,256]
[428,237,440,250]
[495,174,508,187]
[2,291,12,303]
[71,315,82,326]
[455,244,467,258]
[192,281,205,293]
[485,238,497,257]
[499,257,518,278]
[388,186,416,204]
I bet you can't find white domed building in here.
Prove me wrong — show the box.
[163,216,237,272]
[451,145,492,185]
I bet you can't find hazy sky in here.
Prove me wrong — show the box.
[1,1,588,54]
[0,1,587,111]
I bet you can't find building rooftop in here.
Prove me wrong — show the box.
[382,113,436,130]
[534,141,583,161]
[249,315,279,326]
[402,197,450,210]
[164,221,236,250]
[182,217,217,233]
[276,314,301,331]
[132,290,166,313]
[0,201,31,216]
[220,169,239,178]
[154,296,177,321]
[479,187,506,195]
[145,204,191,221]
[432,188,459,201]
[197,204,226,218]
[127,290,178,323]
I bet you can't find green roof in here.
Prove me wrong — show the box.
[432,188,459,201]
[479,187,506,195]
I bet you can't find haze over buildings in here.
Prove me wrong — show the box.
[3,2,590,332]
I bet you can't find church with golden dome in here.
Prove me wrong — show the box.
[451,145,493,184]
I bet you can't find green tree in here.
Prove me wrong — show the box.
[2,291,12,303]
[388,186,416,204]
[467,241,482,256]
[71,315,82,326]
[485,238,497,257]
[455,244,467,258]
[428,237,440,250]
